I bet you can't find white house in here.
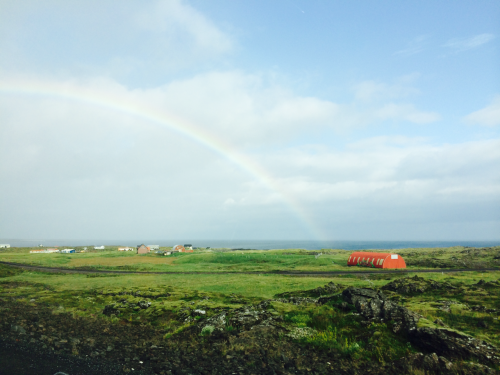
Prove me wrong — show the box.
[30,249,60,254]
[0,244,10,248]
[147,245,160,250]
[94,246,105,250]
[60,249,75,253]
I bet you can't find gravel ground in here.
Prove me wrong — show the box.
[0,298,365,375]
[0,338,132,375]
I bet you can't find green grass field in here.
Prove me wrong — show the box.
[2,245,499,272]
[1,246,500,373]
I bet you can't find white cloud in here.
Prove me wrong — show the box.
[259,137,500,204]
[375,103,440,124]
[135,0,232,54]
[0,72,441,152]
[353,77,420,102]
[154,71,439,143]
[394,35,429,57]
[0,0,234,82]
[464,96,500,127]
[444,33,495,52]
[0,74,472,240]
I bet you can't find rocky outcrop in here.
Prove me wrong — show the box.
[381,275,456,295]
[391,353,454,374]
[340,287,420,333]
[391,352,497,375]
[340,287,500,366]
[475,279,500,289]
[470,305,499,314]
[102,299,151,316]
[409,327,500,366]
[272,296,318,305]
[200,302,281,333]
[274,281,341,298]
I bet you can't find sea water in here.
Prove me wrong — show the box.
[2,239,499,251]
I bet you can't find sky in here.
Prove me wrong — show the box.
[0,0,499,241]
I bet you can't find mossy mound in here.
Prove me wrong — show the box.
[274,281,342,298]
[381,275,455,295]
[0,264,23,278]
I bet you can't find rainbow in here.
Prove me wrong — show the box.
[0,78,324,240]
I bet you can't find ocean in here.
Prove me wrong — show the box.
[1,239,499,251]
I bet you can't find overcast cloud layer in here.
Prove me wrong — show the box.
[1,0,499,241]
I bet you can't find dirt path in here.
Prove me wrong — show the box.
[1,261,499,275]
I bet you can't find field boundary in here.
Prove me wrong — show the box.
[1,261,499,276]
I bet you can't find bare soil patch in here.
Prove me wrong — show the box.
[68,256,176,268]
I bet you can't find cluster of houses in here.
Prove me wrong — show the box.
[118,247,134,251]
[27,243,197,255]
[30,248,75,254]
[136,244,194,255]
[29,245,106,254]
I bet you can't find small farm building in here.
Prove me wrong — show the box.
[184,244,193,250]
[348,252,406,269]
[148,245,160,250]
[118,247,134,251]
[30,249,60,254]
[60,249,75,253]
[137,244,150,254]
[172,244,194,253]
[30,249,45,254]
[0,244,10,248]
[94,246,105,250]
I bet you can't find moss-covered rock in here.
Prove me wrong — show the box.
[274,281,342,298]
[382,275,456,295]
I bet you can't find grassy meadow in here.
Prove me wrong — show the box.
[1,246,500,373]
[1,244,499,272]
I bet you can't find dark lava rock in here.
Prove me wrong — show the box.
[409,327,500,366]
[478,320,489,329]
[339,287,500,366]
[275,281,341,298]
[137,300,151,309]
[102,300,151,316]
[200,302,280,332]
[391,352,454,374]
[228,325,279,350]
[340,287,420,333]
[98,289,170,299]
[381,275,455,295]
[434,318,447,327]
[102,304,119,316]
[390,352,497,374]
[471,305,498,314]
[273,296,318,305]
[474,279,500,289]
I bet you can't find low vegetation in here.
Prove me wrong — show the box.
[2,245,500,273]
[0,246,499,374]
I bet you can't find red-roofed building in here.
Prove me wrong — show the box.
[347,252,406,269]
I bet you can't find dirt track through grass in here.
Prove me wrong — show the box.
[2,261,499,276]
[68,256,176,267]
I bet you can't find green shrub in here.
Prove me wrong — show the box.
[284,312,311,327]
[200,325,215,336]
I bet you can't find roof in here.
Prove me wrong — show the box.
[348,251,406,269]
